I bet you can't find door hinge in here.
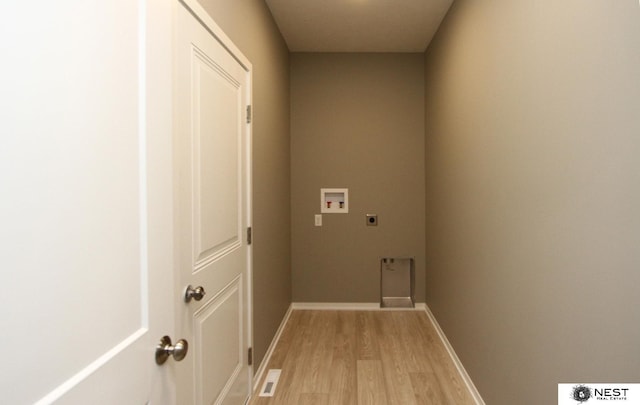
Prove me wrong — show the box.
[247,227,252,245]
[248,347,253,366]
[246,105,252,124]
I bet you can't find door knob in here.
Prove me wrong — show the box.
[184,285,206,302]
[155,336,189,365]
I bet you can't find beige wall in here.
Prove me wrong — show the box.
[424,1,640,403]
[291,53,426,303]
[197,0,291,370]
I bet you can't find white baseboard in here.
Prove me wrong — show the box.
[253,302,484,405]
[291,302,425,311]
[252,303,293,392]
[422,304,486,405]
[291,302,379,310]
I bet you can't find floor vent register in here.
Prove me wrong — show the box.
[258,369,282,397]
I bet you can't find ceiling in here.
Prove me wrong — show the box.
[264,0,454,53]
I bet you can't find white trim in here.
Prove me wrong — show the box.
[291,302,425,311]
[422,304,486,405]
[252,304,293,392]
[179,0,252,71]
[292,302,379,310]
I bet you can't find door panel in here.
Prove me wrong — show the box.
[0,0,173,403]
[193,49,242,265]
[174,2,252,404]
[195,276,243,405]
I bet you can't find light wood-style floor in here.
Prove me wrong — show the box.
[249,310,476,405]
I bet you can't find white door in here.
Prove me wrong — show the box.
[173,1,253,404]
[0,1,174,404]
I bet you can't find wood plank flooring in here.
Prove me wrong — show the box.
[249,310,476,405]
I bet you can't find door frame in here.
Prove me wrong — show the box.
[175,0,254,399]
